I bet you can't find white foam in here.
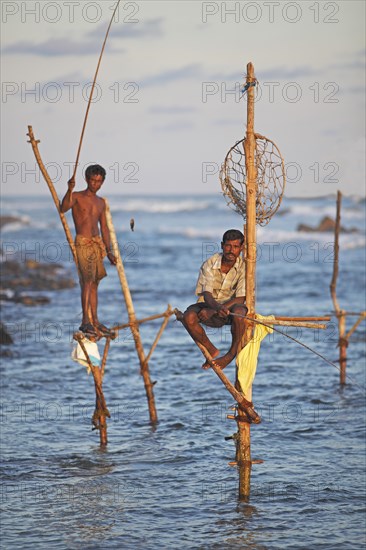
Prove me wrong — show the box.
[110,199,214,214]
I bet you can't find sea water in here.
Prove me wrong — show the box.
[1,194,365,549]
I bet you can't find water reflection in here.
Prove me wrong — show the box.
[215,501,268,550]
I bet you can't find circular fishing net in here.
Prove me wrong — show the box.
[220,133,286,226]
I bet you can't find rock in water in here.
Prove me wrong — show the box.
[0,260,75,291]
[298,216,358,233]
[0,323,13,345]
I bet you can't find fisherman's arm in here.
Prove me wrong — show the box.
[222,296,246,309]
[60,178,75,212]
[195,260,222,319]
[201,293,245,319]
[201,291,232,319]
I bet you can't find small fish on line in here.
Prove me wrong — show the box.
[130,218,135,231]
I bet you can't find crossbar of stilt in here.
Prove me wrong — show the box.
[114,308,174,331]
[345,313,366,341]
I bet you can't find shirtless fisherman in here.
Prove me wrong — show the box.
[61,164,117,337]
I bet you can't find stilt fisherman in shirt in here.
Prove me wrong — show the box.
[182,229,248,369]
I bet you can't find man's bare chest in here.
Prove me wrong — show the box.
[74,199,103,218]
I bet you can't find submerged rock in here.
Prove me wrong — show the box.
[0,323,13,345]
[0,291,50,306]
[298,216,358,233]
[0,260,76,345]
[0,260,75,292]
[0,215,28,229]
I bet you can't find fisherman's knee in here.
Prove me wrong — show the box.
[183,309,199,327]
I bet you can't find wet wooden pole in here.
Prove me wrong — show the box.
[74,333,111,446]
[104,200,158,424]
[236,61,257,499]
[330,191,347,384]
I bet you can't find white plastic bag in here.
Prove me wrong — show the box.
[72,336,101,374]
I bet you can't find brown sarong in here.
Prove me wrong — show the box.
[75,235,107,284]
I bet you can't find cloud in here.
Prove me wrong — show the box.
[208,71,245,83]
[152,121,195,132]
[258,65,320,80]
[88,17,164,40]
[343,85,364,95]
[3,38,123,57]
[148,106,197,115]
[331,59,366,72]
[214,119,241,126]
[3,18,163,57]
[140,64,202,87]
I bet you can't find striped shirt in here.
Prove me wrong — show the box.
[195,253,246,303]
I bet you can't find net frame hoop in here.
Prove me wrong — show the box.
[220,132,286,224]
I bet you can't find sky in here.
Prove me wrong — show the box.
[1,0,365,197]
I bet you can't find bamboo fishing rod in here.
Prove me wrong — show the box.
[72,0,122,181]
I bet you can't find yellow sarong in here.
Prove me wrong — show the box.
[236,314,275,397]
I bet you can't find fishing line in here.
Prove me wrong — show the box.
[230,312,366,394]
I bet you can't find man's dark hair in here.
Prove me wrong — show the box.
[85,164,106,181]
[222,229,244,244]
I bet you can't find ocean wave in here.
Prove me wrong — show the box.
[157,226,366,249]
[286,203,365,220]
[0,218,53,232]
[157,226,228,239]
[110,199,217,214]
[341,236,366,250]
[260,229,366,249]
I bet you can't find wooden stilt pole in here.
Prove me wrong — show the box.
[27,126,78,269]
[174,310,260,421]
[339,313,347,385]
[330,191,347,385]
[235,61,258,499]
[243,64,257,328]
[144,308,173,366]
[101,337,111,378]
[99,338,111,445]
[93,366,109,446]
[75,334,110,446]
[104,201,158,424]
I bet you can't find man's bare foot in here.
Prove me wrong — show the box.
[211,353,235,370]
[79,322,97,337]
[95,322,114,337]
[202,348,220,369]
